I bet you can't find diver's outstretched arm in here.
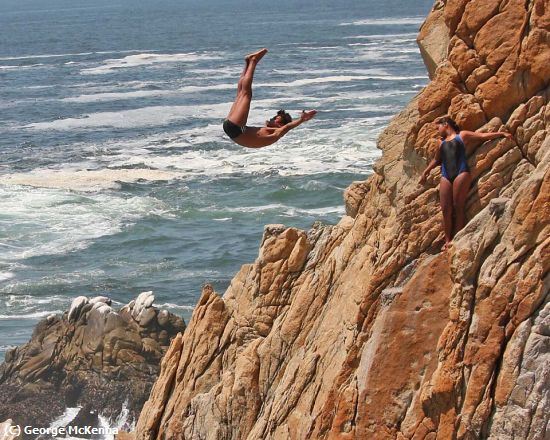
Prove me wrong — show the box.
[272,110,317,140]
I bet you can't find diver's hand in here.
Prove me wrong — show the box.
[419,172,428,185]
[300,110,317,122]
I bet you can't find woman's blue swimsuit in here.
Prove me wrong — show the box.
[440,134,469,182]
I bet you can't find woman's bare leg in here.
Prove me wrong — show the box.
[452,171,471,236]
[440,177,454,250]
[227,49,267,127]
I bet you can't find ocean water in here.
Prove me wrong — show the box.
[0,0,433,362]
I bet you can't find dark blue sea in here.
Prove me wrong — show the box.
[0,0,433,363]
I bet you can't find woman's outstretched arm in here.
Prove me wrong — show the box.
[460,130,513,145]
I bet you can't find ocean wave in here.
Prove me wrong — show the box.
[55,72,425,106]
[83,115,384,182]
[0,310,62,319]
[257,74,424,88]
[153,303,195,311]
[272,67,391,76]
[1,168,181,191]
[0,49,156,61]
[81,52,223,75]
[0,271,15,282]
[0,185,171,260]
[23,96,314,131]
[62,89,174,103]
[348,40,417,47]
[340,16,425,26]
[3,294,68,307]
[344,32,418,40]
[22,103,227,131]
[0,63,45,71]
[202,203,345,218]
[59,73,420,104]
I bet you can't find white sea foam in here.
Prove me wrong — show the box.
[61,89,173,103]
[344,32,418,40]
[81,52,223,75]
[348,39,417,46]
[24,95,315,131]
[49,407,82,429]
[340,16,424,26]
[257,74,423,88]
[0,185,171,260]
[272,67,391,76]
[0,272,15,282]
[0,49,155,61]
[3,294,68,308]
[2,168,180,191]
[0,63,45,70]
[22,103,226,130]
[0,310,63,319]
[57,70,423,105]
[106,116,382,182]
[205,203,345,217]
[153,303,195,311]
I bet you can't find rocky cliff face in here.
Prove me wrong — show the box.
[0,292,185,431]
[135,1,549,439]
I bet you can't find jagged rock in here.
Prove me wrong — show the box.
[417,0,449,79]
[132,1,549,439]
[0,293,185,433]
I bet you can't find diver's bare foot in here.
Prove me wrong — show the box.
[246,48,268,63]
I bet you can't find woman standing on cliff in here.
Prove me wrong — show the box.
[419,116,512,250]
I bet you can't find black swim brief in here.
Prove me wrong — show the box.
[223,119,245,139]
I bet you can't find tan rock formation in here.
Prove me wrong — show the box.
[135,1,549,439]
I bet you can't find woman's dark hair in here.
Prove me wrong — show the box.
[435,115,460,133]
[273,109,292,125]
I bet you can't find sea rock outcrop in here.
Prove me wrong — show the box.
[0,293,185,431]
[134,1,548,439]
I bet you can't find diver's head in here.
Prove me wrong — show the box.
[435,115,460,137]
[266,110,292,128]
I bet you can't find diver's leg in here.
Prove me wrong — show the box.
[228,58,250,115]
[227,49,267,127]
[440,177,454,250]
[452,171,471,236]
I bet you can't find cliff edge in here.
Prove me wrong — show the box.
[135,1,549,439]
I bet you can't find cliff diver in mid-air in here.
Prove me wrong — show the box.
[419,115,513,251]
[222,48,317,148]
